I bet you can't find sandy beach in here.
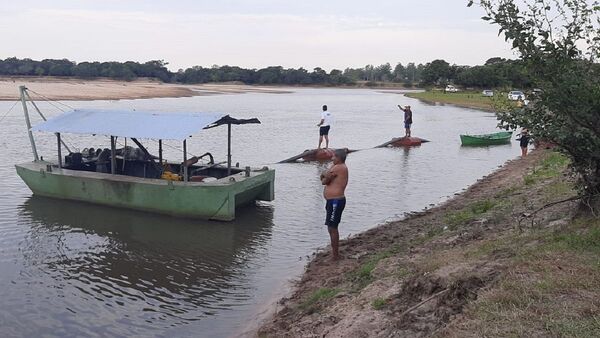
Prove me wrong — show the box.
[0,77,291,101]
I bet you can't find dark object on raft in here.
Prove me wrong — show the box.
[278,148,352,163]
[375,137,430,148]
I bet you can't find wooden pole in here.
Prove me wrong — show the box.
[227,123,232,176]
[183,139,188,182]
[158,139,163,165]
[19,86,39,161]
[110,136,116,175]
[57,133,62,168]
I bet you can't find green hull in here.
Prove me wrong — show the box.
[460,131,512,146]
[16,161,275,221]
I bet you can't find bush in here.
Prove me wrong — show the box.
[473,0,600,205]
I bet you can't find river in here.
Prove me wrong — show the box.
[0,88,516,337]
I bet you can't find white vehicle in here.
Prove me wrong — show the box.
[508,90,526,101]
[445,85,459,93]
[482,90,494,97]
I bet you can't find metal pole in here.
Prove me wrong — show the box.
[183,139,188,182]
[57,133,62,168]
[110,136,116,175]
[158,139,163,165]
[25,91,71,153]
[227,123,232,176]
[19,86,39,161]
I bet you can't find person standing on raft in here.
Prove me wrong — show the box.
[317,105,333,148]
[320,149,349,261]
[398,105,413,137]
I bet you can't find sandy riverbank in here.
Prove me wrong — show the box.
[258,147,599,337]
[0,77,291,101]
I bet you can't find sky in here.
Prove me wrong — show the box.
[0,0,516,71]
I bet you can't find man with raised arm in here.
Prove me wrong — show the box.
[398,105,413,137]
[320,149,349,260]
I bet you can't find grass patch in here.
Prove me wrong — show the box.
[551,226,600,253]
[300,287,340,312]
[543,181,574,201]
[458,213,600,337]
[470,200,496,214]
[547,316,600,337]
[396,267,411,278]
[445,199,497,229]
[372,297,387,310]
[524,152,570,185]
[348,245,403,290]
[465,239,503,259]
[405,90,495,110]
[494,186,520,198]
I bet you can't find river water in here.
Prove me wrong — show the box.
[0,88,516,337]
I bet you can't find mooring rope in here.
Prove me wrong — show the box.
[27,89,76,111]
[0,99,20,123]
[23,90,78,151]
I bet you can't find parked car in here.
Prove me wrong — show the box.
[482,90,494,97]
[508,90,526,101]
[445,85,459,93]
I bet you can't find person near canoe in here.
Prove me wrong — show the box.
[517,128,531,157]
[320,149,348,261]
[317,105,333,148]
[398,105,413,137]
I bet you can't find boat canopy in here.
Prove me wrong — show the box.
[30,109,244,141]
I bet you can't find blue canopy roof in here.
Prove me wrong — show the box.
[31,109,226,141]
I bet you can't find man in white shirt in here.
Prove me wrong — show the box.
[317,105,332,149]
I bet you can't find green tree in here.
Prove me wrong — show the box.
[470,0,600,201]
[343,67,365,82]
[405,62,418,83]
[393,63,406,82]
[374,63,392,81]
[310,67,328,83]
[421,59,451,85]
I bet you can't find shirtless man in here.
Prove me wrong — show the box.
[320,149,349,260]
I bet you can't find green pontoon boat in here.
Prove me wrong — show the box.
[15,86,274,221]
[460,131,513,146]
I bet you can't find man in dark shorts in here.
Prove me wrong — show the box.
[398,105,413,137]
[317,105,332,148]
[320,149,349,260]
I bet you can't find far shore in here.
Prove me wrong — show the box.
[0,77,293,101]
[0,76,420,101]
[404,90,496,111]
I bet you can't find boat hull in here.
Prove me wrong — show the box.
[16,161,275,221]
[460,132,512,146]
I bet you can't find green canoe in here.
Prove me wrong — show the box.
[460,131,513,146]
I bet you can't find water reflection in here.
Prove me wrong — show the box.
[16,196,273,332]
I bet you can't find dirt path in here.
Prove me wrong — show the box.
[258,149,589,337]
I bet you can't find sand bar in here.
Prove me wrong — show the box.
[0,77,292,101]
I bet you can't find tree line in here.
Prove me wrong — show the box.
[0,56,534,88]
